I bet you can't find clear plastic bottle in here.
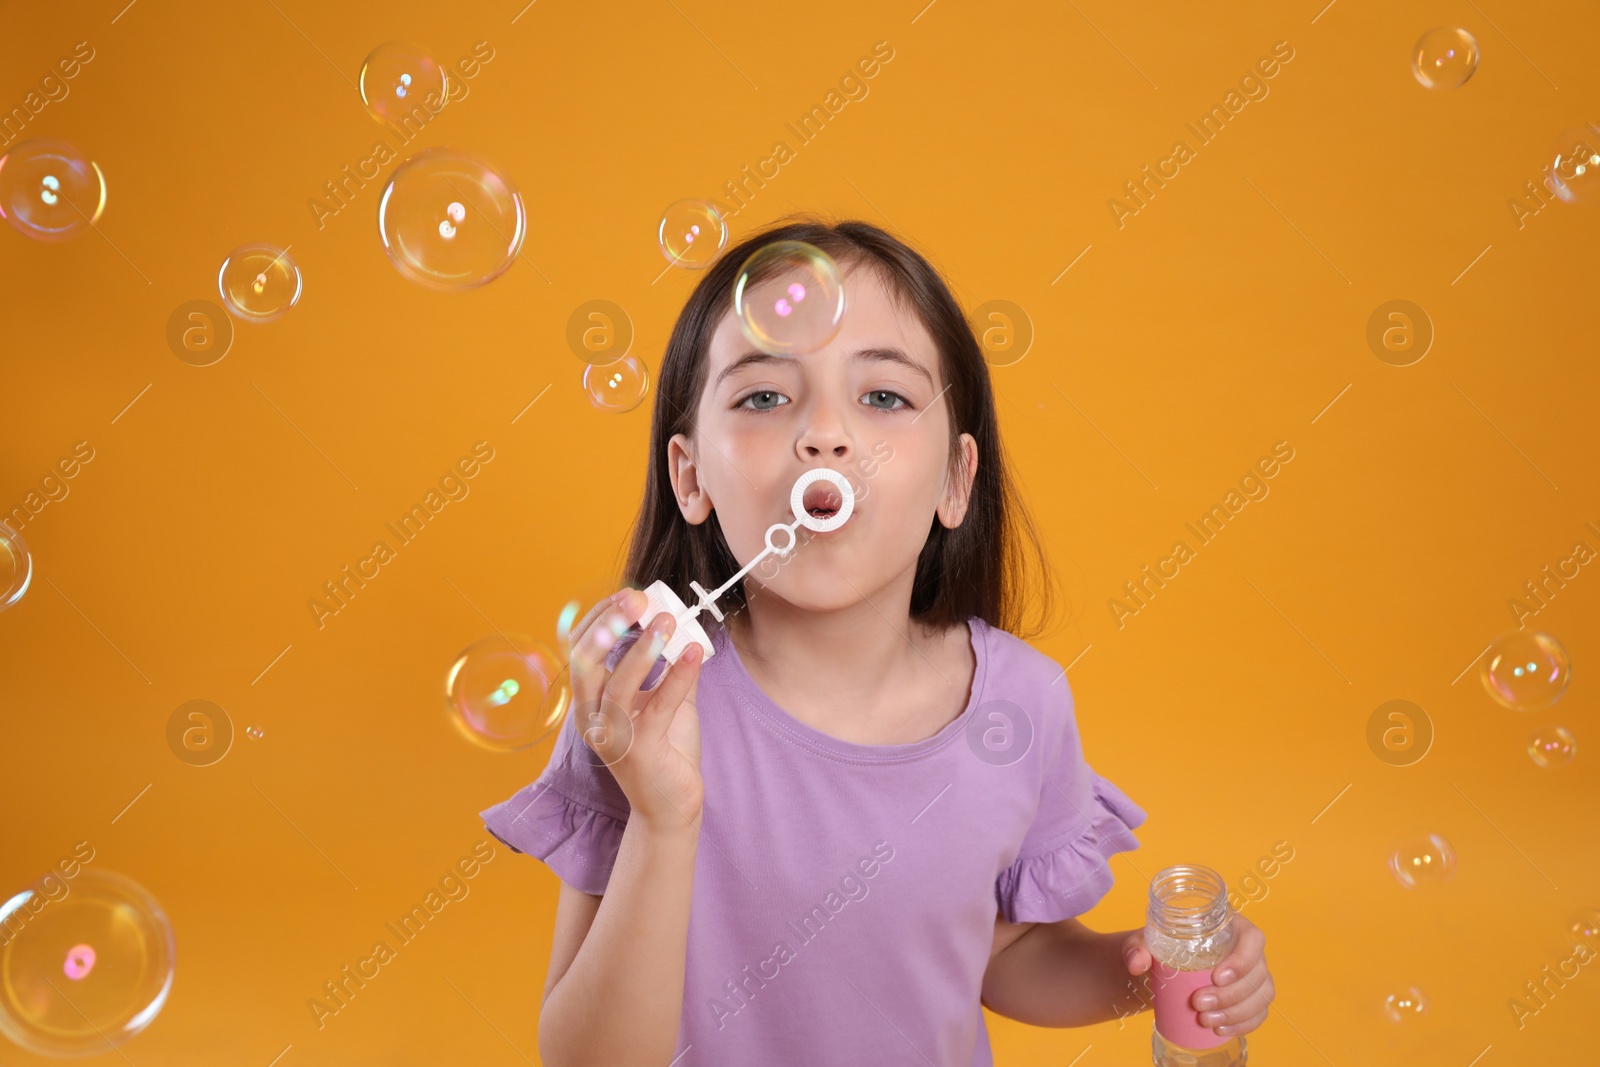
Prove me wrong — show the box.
[1145,864,1247,1067]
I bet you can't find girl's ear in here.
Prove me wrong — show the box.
[936,433,978,529]
[668,433,714,523]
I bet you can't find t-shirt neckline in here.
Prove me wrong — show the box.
[711,615,989,764]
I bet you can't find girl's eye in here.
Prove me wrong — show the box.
[862,390,910,412]
[738,390,789,411]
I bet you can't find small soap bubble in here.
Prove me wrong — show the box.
[0,138,107,242]
[1389,833,1457,889]
[733,241,846,355]
[218,244,302,323]
[1527,725,1576,767]
[1570,908,1600,940]
[1382,986,1428,1022]
[0,869,175,1056]
[359,43,447,124]
[445,634,570,751]
[657,198,727,269]
[582,355,651,413]
[1411,27,1479,90]
[378,148,526,291]
[0,522,32,612]
[1546,123,1600,205]
[245,726,265,741]
[1481,630,1571,711]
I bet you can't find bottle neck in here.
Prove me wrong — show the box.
[1147,864,1231,940]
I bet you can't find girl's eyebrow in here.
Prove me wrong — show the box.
[714,346,934,392]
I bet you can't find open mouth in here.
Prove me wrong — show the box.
[801,481,843,521]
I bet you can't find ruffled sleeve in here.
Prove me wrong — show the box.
[479,631,648,896]
[992,666,1147,924]
[994,771,1147,923]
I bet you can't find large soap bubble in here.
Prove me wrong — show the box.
[378,148,526,291]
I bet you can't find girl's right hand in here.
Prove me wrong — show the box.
[567,587,706,833]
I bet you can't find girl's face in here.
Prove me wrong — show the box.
[667,262,978,617]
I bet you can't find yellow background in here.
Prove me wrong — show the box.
[2,0,1596,1063]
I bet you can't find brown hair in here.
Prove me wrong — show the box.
[618,215,1055,641]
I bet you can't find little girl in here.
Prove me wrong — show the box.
[481,219,1276,1066]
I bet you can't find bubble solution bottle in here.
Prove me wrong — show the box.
[1146,864,1247,1067]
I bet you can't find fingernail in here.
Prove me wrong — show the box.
[1194,993,1217,1010]
[1200,1010,1223,1025]
[1216,1025,1233,1035]
[1215,968,1234,985]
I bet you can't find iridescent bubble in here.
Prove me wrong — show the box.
[1527,725,1576,767]
[0,869,175,1056]
[1481,630,1571,711]
[1570,908,1600,940]
[246,726,265,741]
[359,43,447,125]
[1389,834,1457,889]
[582,355,650,413]
[63,944,96,980]
[218,244,301,323]
[657,198,727,269]
[733,240,846,355]
[445,634,570,751]
[1546,123,1600,205]
[556,599,582,644]
[1383,986,1428,1022]
[0,522,31,612]
[378,148,526,291]
[1411,27,1480,90]
[0,138,106,242]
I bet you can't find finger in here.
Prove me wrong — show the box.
[1213,917,1265,986]
[1197,960,1271,1016]
[603,610,676,709]
[571,592,647,692]
[1213,1007,1269,1037]
[570,588,641,661]
[1122,936,1152,975]
[637,642,703,731]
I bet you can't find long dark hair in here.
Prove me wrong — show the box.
[617,215,1056,641]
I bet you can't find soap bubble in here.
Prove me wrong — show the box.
[1546,123,1600,205]
[657,198,727,269]
[1528,725,1576,767]
[0,138,106,242]
[0,869,175,1056]
[446,634,570,751]
[733,240,846,355]
[1389,834,1457,889]
[582,355,650,413]
[359,43,447,125]
[218,244,302,322]
[1411,27,1479,89]
[1571,908,1600,939]
[246,726,265,741]
[0,522,31,612]
[1481,630,1571,711]
[1382,986,1428,1022]
[378,148,526,290]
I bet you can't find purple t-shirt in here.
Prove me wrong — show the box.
[480,614,1147,1066]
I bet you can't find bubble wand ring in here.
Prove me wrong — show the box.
[637,468,856,666]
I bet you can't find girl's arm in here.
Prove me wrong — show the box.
[981,917,1146,1027]
[981,914,1276,1036]
[538,814,701,1067]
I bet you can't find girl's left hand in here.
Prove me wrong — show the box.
[1121,914,1276,1038]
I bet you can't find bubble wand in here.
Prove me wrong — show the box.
[637,467,856,666]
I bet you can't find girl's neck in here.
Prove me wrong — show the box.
[724,593,972,744]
